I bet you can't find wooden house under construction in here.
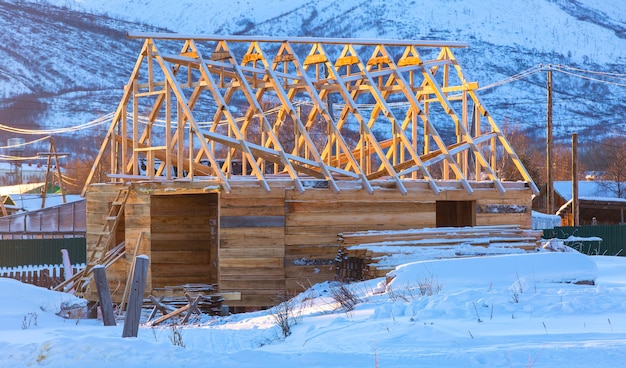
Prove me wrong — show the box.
[68,33,538,309]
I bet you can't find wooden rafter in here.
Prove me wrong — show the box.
[84,33,539,196]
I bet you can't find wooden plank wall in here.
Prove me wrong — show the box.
[0,200,86,238]
[218,182,288,308]
[111,184,152,304]
[86,182,222,304]
[284,186,533,296]
[284,186,439,294]
[438,186,533,228]
[474,190,533,228]
[84,183,129,302]
[150,193,218,288]
[83,181,533,308]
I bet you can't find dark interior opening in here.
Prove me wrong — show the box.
[436,200,476,227]
[150,193,219,288]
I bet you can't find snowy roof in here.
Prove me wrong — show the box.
[8,194,83,212]
[0,183,46,195]
[553,180,621,201]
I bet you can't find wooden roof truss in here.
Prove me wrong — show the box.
[84,33,538,195]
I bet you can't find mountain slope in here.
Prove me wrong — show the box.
[3,0,626,156]
[0,1,165,154]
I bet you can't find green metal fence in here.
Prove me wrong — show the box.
[543,225,626,256]
[0,238,86,268]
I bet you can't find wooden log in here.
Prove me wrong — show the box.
[181,293,202,324]
[122,255,149,338]
[219,267,285,277]
[151,250,211,264]
[148,302,191,326]
[93,266,116,327]
[285,200,435,213]
[220,247,284,258]
[219,257,284,268]
[335,225,542,282]
[286,211,434,227]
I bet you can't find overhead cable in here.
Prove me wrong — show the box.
[0,136,51,150]
[0,112,114,135]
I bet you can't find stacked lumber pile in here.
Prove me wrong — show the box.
[336,225,544,281]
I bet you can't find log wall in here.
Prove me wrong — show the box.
[84,180,533,308]
[150,193,218,288]
[84,183,127,302]
[282,184,532,296]
[284,186,437,293]
[219,182,288,308]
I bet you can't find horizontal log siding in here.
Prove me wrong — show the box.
[84,184,129,302]
[219,185,287,308]
[83,181,533,308]
[150,193,218,288]
[475,189,533,228]
[284,187,438,293]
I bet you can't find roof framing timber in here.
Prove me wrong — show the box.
[83,33,538,196]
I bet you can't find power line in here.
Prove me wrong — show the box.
[0,154,47,161]
[478,63,626,91]
[478,65,546,91]
[0,112,114,135]
[555,64,626,79]
[0,136,51,150]
[552,66,626,88]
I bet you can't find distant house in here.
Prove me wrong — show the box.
[554,181,626,225]
[0,162,47,186]
[0,195,19,216]
[0,182,46,196]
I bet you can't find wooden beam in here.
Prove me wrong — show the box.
[93,34,537,198]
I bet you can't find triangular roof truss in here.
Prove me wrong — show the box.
[84,33,538,195]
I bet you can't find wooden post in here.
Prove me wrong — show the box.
[119,232,143,314]
[572,133,579,227]
[546,68,554,214]
[60,249,74,291]
[38,137,69,208]
[93,265,116,327]
[122,255,149,338]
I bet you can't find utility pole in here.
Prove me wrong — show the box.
[38,137,69,208]
[572,133,579,226]
[546,68,554,214]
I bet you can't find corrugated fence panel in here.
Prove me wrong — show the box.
[9,216,24,232]
[543,225,626,256]
[0,201,86,236]
[0,238,86,268]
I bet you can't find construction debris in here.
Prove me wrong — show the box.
[144,284,229,325]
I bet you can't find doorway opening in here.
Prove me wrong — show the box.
[150,193,219,288]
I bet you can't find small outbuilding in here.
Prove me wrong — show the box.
[554,181,626,225]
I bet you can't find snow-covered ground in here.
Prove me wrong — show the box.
[2,247,626,367]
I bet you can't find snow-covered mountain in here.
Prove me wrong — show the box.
[2,0,626,155]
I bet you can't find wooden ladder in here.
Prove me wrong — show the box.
[54,187,130,295]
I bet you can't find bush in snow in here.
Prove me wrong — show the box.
[271,295,301,338]
[331,283,361,312]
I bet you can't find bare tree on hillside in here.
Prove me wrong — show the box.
[500,124,545,184]
[585,137,626,199]
[502,123,587,186]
